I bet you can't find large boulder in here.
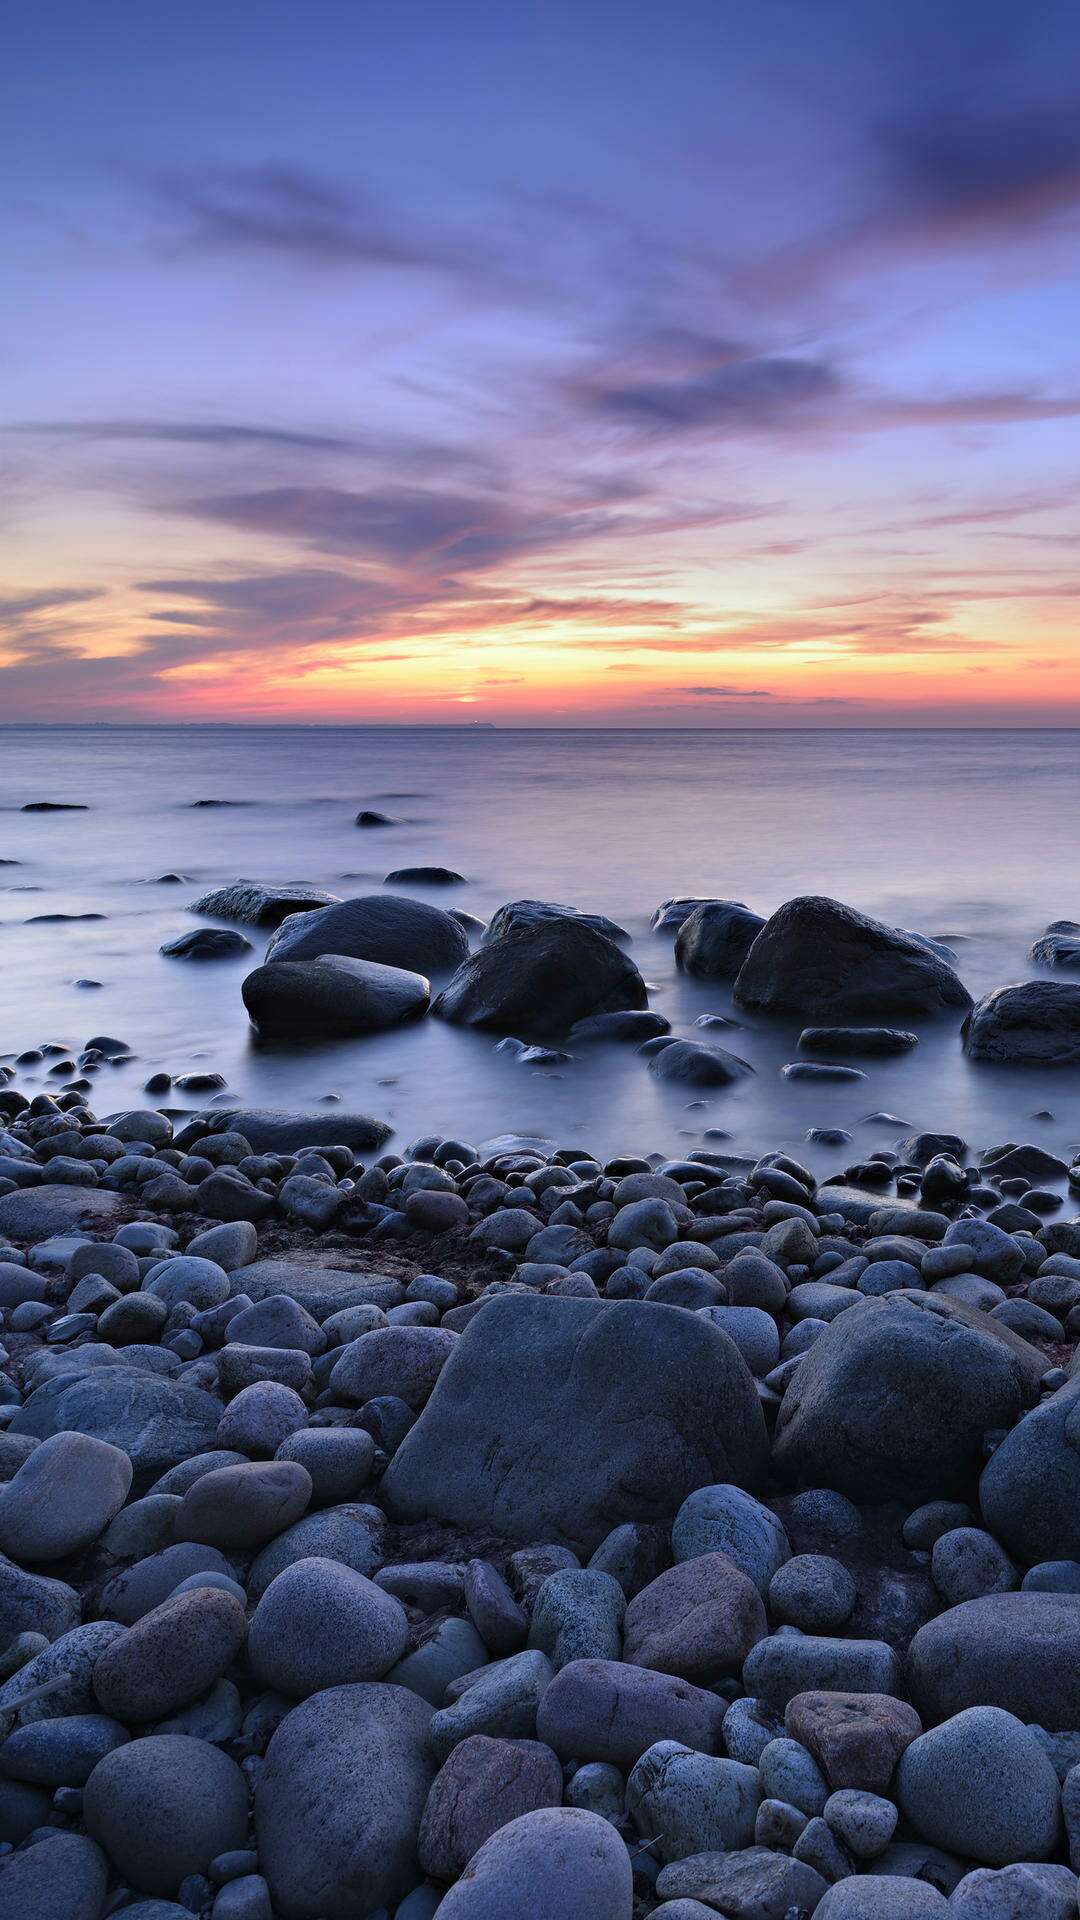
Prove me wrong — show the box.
[382,1295,767,1555]
[675,900,765,977]
[192,1109,391,1152]
[962,981,1080,1064]
[0,1431,132,1563]
[0,1830,107,1920]
[980,1376,1080,1563]
[907,1592,1080,1729]
[433,920,648,1041]
[242,955,429,1038]
[484,899,630,945]
[771,1292,1043,1504]
[190,880,340,926]
[266,893,467,974]
[0,1186,123,1243]
[83,1735,247,1895]
[255,1683,434,1918]
[733,896,971,1020]
[10,1367,222,1479]
[435,1807,632,1919]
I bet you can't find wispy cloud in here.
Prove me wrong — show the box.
[149,162,487,279]
[12,419,356,452]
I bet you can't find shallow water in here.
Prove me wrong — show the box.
[1,726,1078,1171]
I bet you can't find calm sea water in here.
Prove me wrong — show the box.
[1,727,1078,1170]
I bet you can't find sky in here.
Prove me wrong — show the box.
[3,0,1080,726]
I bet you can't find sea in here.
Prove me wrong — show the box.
[1,726,1078,1174]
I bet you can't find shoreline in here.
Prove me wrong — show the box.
[0,1069,1078,1914]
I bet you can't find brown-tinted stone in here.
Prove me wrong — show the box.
[622,1552,767,1683]
[785,1691,923,1794]
[417,1735,563,1881]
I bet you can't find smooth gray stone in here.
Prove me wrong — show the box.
[248,1557,408,1697]
[897,1707,1060,1867]
[908,1592,1080,1730]
[255,1683,434,1919]
[9,1368,221,1477]
[0,1430,131,1563]
[433,1806,632,1920]
[383,1295,767,1556]
[626,1739,760,1862]
[772,1291,1043,1504]
[0,1830,108,1920]
[84,1734,248,1896]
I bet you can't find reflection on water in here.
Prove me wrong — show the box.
[1,726,1078,1167]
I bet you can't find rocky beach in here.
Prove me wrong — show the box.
[3,861,1080,1919]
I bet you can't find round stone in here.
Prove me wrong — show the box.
[84,1735,248,1895]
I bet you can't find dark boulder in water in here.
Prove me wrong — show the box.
[21,801,88,812]
[799,1026,918,1056]
[355,809,394,826]
[483,899,631,946]
[189,1108,392,1152]
[160,929,253,961]
[190,881,341,927]
[569,1010,671,1044]
[1030,927,1080,969]
[267,894,468,976]
[384,866,465,886]
[675,900,765,977]
[963,981,1080,1064]
[647,1039,752,1087]
[434,918,647,1040]
[652,896,719,934]
[243,955,430,1038]
[734,896,972,1021]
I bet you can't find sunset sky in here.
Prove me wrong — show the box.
[4,0,1080,725]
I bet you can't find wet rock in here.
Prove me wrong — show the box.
[733,896,971,1020]
[189,882,340,927]
[675,901,765,978]
[434,918,647,1041]
[242,955,430,1038]
[268,893,468,974]
[963,982,1080,1065]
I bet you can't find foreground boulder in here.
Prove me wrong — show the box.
[383,1295,767,1554]
[242,955,430,1038]
[908,1592,1080,1729]
[980,1376,1080,1564]
[83,1734,247,1895]
[435,1807,633,1919]
[189,880,340,926]
[962,980,1080,1064]
[0,1185,123,1242]
[267,893,468,974]
[255,1683,434,1917]
[0,1430,132,1562]
[772,1292,1043,1504]
[675,900,765,977]
[434,920,648,1041]
[733,896,971,1020]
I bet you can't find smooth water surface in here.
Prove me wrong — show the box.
[1,727,1078,1169]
